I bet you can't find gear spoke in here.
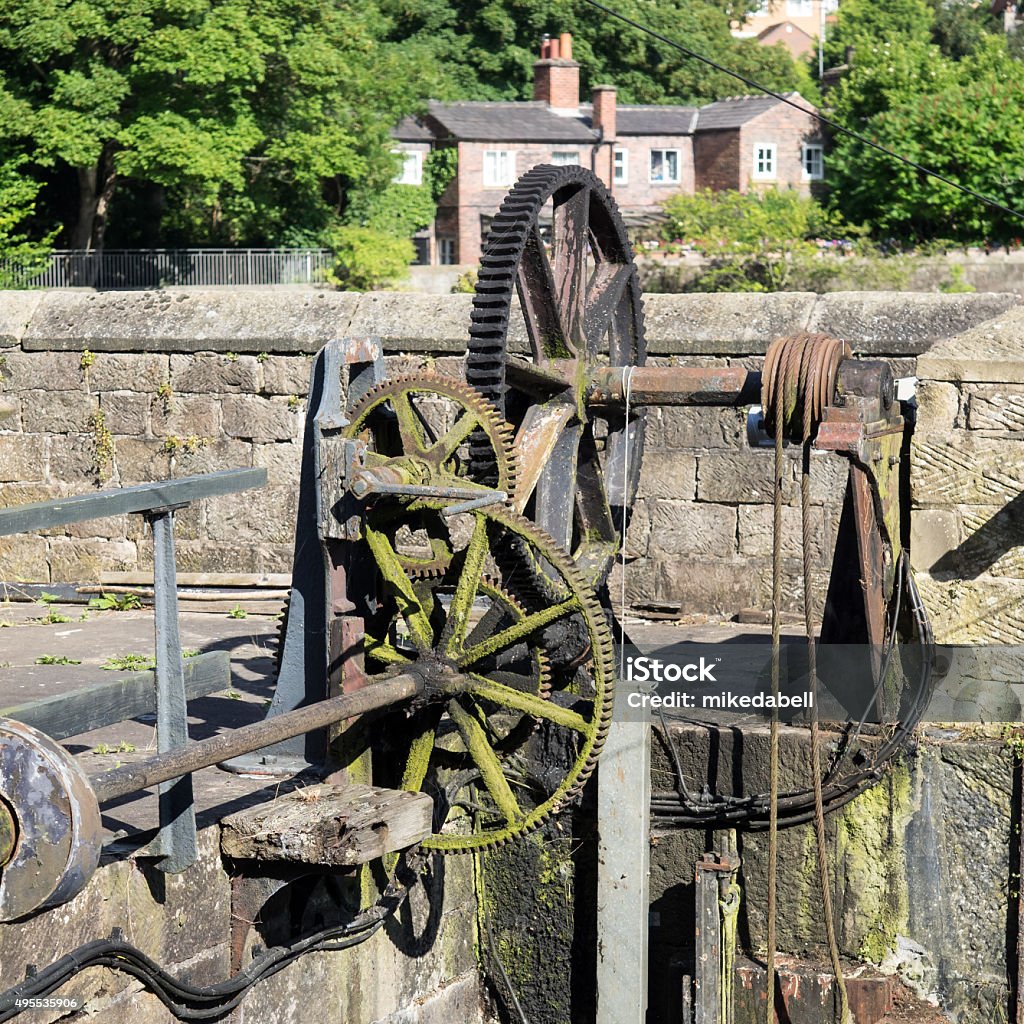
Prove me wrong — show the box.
[448,698,522,825]
[468,676,591,733]
[552,184,590,353]
[429,410,480,463]
[365,636,413,666]
[391,391,429,454]
[518,225,571,359]
[458,597,580,667]
[443,514,490,655]
[401,706,443,792]
[363,524,434,650]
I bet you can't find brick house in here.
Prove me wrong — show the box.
[394,33,824,265]
[732,1,839,58]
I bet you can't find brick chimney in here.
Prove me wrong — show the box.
[592,85,616,139]
[533,32,580,113]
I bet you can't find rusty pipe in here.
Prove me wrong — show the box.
[91,673,422,804]
[587,366,761,407]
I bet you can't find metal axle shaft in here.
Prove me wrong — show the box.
[91,673,422,804]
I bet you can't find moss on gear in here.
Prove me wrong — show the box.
[360,502,615,853]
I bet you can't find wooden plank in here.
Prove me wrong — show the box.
[0,468,266,537]
[0,651,231,740]
[101,572,292,588]
[220,783,433,865]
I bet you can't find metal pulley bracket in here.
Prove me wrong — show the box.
[0,718,102,922]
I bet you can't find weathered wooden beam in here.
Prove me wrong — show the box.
[0,651,230,740]
[0,468,266,536]
[220,783,433,866]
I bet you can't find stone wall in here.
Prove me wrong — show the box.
[0,288,1020,619]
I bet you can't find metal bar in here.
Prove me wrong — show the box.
[588,367,761,407]
[0,468,265,536]
[147,510,196,873]
[0,651,229,740]
[92,673,422,803]
[596,719,651,1024]
[695,856,722,1024]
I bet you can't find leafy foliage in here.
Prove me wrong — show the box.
[0,159,55,285]
[327,227,416,291]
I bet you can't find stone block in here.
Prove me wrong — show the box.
[46,434,96,484]
[48,537,137,581]
[205,486,297,544]
[151,393,220,439]
[346,292,474,353]
[911,433,1024,508]
[916,380,961,432]
[20,389,95,432]
[170,353,259,393]
[644,406,745,450]
[641,292,816,355]
[916,572,1024,643]
[697,450,797,504]
[0,291,43,346]
[738,504,831,565]
[810,292,1021,356]
[917,304,1024,383]
[222,395,300,443]
[637,450,696,500]
[0,533,49,581]
[164,438,251,478]
[253,440,303,487]
[965,383,1024,433]
[141,540,261,574]
[23,289,361,353]
[113,438,173,484]
[0,351,84,391]
[646,554,759,615]
[807,450,850,505]
[102,391,151,435]
[623,497,652,559]
[0,434,47,482]
[910,508,960,574]
[87,352,169,392]
[648,501,736,558]
[259,354,314,395]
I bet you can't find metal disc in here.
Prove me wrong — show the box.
[0,718,102,921]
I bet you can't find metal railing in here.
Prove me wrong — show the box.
[2,248,334,289]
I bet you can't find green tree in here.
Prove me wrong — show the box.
[0,0,434,252]
[0,158,55,285]
[382,0,813,105]
[826,41,1024,242]
[823,0,935,68]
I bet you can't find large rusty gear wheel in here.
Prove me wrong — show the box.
[360,503,615,853]
[343,374,517,576]
[466,163,647,586]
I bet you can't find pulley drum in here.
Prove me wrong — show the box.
[0,719,102,921]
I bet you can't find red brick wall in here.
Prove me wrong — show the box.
[693,131,740,192]
[608,135,696,211]
[533,60,580,110]
[737,106,823,195]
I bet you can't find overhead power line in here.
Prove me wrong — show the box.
[579,0,1024,225]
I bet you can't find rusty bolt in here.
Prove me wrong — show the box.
[0,798,17,868]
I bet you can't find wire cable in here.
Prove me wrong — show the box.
[578,0,1024,226]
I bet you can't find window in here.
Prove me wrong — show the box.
[393,150,423,186]
[822,0,839,11]
[438,238,457,265]
[786,0,813,15]
[802,143,824,180]
[483,150,517,188]
[613,148,628,185]
[649,149,680,184]
[752,143,777,180]
[551,150,581,165]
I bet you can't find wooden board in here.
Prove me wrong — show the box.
[220,782,433,866]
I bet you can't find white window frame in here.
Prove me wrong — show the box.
[649,149,681,185]
[752,143,777,181]
[801,143,824,181]
[393,149,423,186]
[613,148,629,186]
[483,150,517,188]
[786,0,813,16]
[550,150,581,166]
[437,238,457,265]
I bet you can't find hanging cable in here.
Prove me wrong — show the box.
[578,0,1024,226]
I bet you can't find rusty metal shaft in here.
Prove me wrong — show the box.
[91,673,422,804]
[587,366,760,407]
